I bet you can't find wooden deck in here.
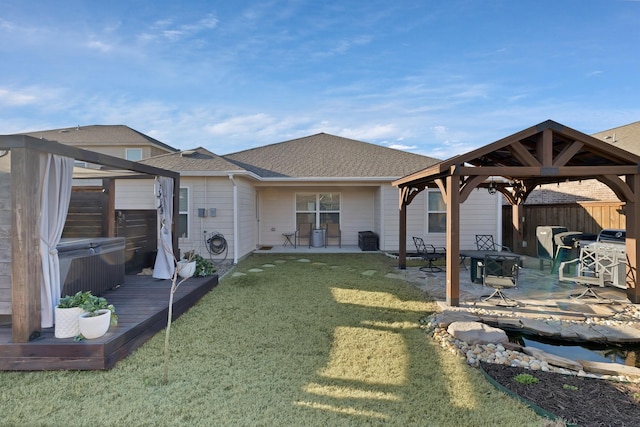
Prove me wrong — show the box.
[0,274,218,371]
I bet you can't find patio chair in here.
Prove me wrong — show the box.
[558,245,621,301]
[475,234,511,252]
[295,223,312,248]
[412,236,446,272]
[325,223,341,247]
[480,254,520,306]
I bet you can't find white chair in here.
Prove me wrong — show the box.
[558,245,622,301]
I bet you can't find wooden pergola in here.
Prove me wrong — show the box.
[0,134,180,343]
[392,120,640,305]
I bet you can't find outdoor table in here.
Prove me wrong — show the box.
[460,250,519,283]
[282,232,295,247]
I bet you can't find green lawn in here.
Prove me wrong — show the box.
[0,253,544,426]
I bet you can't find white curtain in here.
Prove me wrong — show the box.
[152,176,175,279]
[39,153,74,328]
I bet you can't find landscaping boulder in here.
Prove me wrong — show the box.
[447,321,508,345]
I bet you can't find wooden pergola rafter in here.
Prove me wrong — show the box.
[393,120,640,305]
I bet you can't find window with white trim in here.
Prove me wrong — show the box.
[427,190,446,233]
[295,193,340,229]
[178,187,189,238]
[126,148,143,161]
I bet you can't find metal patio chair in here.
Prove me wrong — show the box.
[475,234,511,252]
[295,222,312,248]
[412,236,446,272]
[480,254,520,306]
[325,223,341,247]
[559,245,622,301]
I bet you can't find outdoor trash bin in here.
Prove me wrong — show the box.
[311,229,324,247]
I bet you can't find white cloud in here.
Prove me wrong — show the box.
[0,88,37,106]
[204,113,275,136]
[86,39,112,52]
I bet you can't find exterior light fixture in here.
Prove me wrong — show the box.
[487,179,497,195]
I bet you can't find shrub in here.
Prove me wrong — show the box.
[183,251,217,277]
[513,373,539,385]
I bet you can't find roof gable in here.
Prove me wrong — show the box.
[222,133,440,178]
[22,125,178,152]
[140,147,244,172]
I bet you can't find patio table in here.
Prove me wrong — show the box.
[460,250,518,283]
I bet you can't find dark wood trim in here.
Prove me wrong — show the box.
[10,147,41,342]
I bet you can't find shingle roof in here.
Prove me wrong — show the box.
[222,133,440,178]
[591,121,640,155]
[139,147,243,172]
[22,125,178,152]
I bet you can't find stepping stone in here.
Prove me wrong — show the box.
[248,268,264,273]
[559,323,607,341]
[447,321,509,345]
[523,346,584,371]
[231,272,247,277]
[312,262,327,266]
[579,360,640,378]
[589,323,640,343]
[262,264,276,268]
[385,273,405,280]
[361,270,376,276]
[274,260,286,264]
[434,311,481,328]
[297,259,311,263]
[519,318,563,337]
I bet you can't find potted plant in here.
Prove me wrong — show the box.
[55,291,87,338]
[177,253,197,279]
[77,293,118,339]
[181,251,216,277]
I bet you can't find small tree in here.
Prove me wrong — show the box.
[162,253,195,384]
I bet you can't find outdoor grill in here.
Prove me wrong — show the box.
[581,229,626,289]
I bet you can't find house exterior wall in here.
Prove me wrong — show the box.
[114,179,156,210]
[0,160,11,314]
[257,185,378,247]
[68,144,162,161]
[235,176,258,258]
[179,176,234,261]
[526,180,617,204]
[381,186,502,252]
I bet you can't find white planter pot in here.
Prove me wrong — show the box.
[78,309,111,339]
[54,307,85,338]
[177,260,197,279]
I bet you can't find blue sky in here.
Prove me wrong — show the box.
[1,0,639,159]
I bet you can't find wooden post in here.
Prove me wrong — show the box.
[103,178,116,237]
[11,147,42,342]
[511,203,523,253]
[398,193,407,269]
[445,174,460,306]
[626,174,640,303]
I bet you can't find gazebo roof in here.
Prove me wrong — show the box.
[394,120,640,197]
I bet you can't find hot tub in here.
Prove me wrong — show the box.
[57,237,126,297]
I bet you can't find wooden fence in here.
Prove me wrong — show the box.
[62,188,157,273]
[502,201,626,257]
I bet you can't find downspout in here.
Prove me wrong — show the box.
[228,174,239,264]
[496,192,503,247]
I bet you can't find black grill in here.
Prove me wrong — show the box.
[597,229,625,244]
